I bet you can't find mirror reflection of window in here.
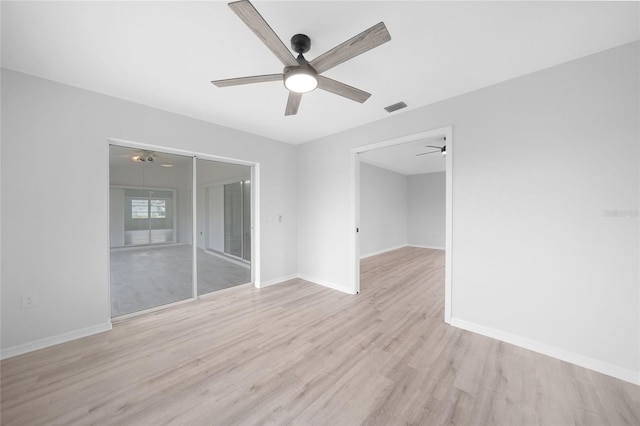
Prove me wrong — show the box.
[131,199,149,219]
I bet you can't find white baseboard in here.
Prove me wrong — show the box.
[110,242,186,252]
[297,274,356,295]
[0,322,112,360]
[408,244,445,250]
[360,244,408,259]
[256,274,356,295]
[450,318,639,386]
[257,274,299,288]
[204,249,250,268]
[360,244,445,259]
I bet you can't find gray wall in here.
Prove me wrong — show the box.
[195,160,250,252]
[407,172,446,249]
[2,42,638,383]
[207,186,224,252]
[1,69,298,353]
[297,42,639,380]
[359,163,408,257]
[359,164,446,256]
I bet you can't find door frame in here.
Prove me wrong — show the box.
[350,126,453,324]
[107,138,260,320]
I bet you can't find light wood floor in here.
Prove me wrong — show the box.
[110,245,250,316]
[2,247,638,425]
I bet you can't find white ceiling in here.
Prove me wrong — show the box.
[2,1,638,145]
[110,144,250,184]
[360,136,446,175]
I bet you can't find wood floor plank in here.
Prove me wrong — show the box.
[1,247,638,425]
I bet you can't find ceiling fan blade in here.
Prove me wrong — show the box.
[154,152,174,163]
[424,145,443,149]
[285,92,302,116]
[416,151,439,157]
[228,0,299,67]
[318,76,371,103]
[211,74,283,87]
[310,22,391,74]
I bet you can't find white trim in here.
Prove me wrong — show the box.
[351,126,453,323]
[257,274,299,289]
[106,142,113,320]
[251,163,261,287]
[0,322,112,360]
[192,156,198,299]
[444,126,453,324]
[352,149,361,293]
[408,244,445,251]
[450,318,640,386]
[298,274,357,295]
[204,249,250,268]
[360,244,408,259]
[111,297,197,322]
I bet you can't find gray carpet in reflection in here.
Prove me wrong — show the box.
[110,244,250,317]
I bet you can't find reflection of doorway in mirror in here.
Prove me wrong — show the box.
[224,180,251,261]
[195,158,252,297]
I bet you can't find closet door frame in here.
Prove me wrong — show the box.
[107,138,260,321]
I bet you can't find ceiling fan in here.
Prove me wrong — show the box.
[416,137,447,157]
[211,0,391,116]
[130,150,174,167]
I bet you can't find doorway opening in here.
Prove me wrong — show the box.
[351,126,452,323]
[108,141,258,319]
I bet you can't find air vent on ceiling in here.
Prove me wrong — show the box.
[384,101,407,113]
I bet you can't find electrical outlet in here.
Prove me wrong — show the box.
[21,293,37,308]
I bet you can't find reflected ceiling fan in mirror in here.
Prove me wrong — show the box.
[211,0,391,116]
[130,150,174,167]
[416,137,446,157]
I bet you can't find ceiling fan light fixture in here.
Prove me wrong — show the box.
[284,67,318,93]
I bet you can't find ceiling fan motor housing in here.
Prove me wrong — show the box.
[291,34,311,54]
